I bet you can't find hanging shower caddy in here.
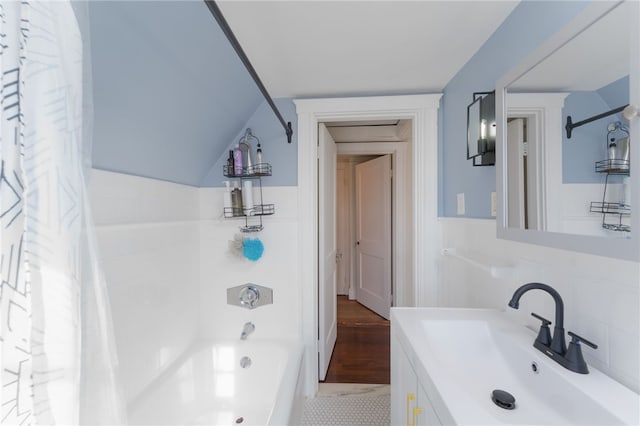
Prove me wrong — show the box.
[589,122,631,232]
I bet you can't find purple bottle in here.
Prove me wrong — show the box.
[233,144,243,176]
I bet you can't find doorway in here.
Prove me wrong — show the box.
[323,296,390,384]
[318,120,410,383]
[294,94,441,397]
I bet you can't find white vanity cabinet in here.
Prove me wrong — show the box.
[391,334,442,426]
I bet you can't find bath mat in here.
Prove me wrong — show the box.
[301,384,390,426]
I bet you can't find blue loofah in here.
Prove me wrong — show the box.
[243,238,264,261]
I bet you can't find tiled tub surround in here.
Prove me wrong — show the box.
[439,218,640,393]
[198,186,301,342]
[90,170,302,412]
[91,170,201,402]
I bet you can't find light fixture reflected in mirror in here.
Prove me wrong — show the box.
[623,104,639,120]
[467,91,496,166]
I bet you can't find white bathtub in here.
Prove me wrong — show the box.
[128,339,305,426]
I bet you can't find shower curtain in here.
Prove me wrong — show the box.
[0,1,124,424]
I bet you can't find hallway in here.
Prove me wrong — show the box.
[323,296,390,384]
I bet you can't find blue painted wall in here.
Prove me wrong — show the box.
[598,76,630,110]
[200,98,298,187]
[439,1,589,218]
[89,1,263,186]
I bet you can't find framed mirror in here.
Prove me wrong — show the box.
[496,0,640,261]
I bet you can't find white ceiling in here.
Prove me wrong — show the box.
[217,1,519,98]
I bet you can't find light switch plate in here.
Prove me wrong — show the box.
[491,192,497,217]
[457,193,465,215]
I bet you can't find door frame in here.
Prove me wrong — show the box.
[506,93,568,232]
[294,94,441,397]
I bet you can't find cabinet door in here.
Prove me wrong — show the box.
[391,335,442,426]
[391,336,417,426]
[416,382,442,426]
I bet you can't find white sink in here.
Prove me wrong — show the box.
[392,308,639,425]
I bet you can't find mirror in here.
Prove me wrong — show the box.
[496,1,639,260]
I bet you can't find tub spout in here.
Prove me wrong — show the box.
[241,322,255,340]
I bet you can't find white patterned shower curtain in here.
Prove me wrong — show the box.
[0,1,124,424]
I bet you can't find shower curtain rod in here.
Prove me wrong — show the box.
[204,0,293,144]
[565,104,628,139]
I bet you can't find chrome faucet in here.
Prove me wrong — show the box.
[508,282,597,374]
[240,321,255,340]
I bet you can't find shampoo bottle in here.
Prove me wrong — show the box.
[231,181,243,215]
[233,144,243,176]
[223,181,233,218]
[242,180,254,215]
[623,176,631,206]
[245,145,253,174]
[256,143,263,165]
[227,150,234,175]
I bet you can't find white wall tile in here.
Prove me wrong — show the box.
[91,171,302,404]
[90,169,199,225]
[91,171,201,402]
[198,187,301,342]
[609,328,640,392]
[91,169,637,402]
[610,288,640,335]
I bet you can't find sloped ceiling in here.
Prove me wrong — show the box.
[89,1,263,186]
[89,1,519,186]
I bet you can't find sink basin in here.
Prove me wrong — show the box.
[391,308,639,425]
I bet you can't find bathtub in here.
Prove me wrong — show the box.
[128,339,305,425]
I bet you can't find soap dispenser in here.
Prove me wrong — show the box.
[255,141,264,174]
[256,142,263,165]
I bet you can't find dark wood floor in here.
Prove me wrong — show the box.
[323,296,390,384]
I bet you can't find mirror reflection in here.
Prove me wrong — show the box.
[467,92,496,165]
[505,1,631,238]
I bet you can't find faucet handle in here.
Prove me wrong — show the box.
[565,331,597,374]
[568,331,598,349]
[531,312,551,326]
[531,312,552,346]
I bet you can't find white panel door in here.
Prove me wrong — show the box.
[507,118,525,228]
[318,123,337,381]
[355,155,392,319]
